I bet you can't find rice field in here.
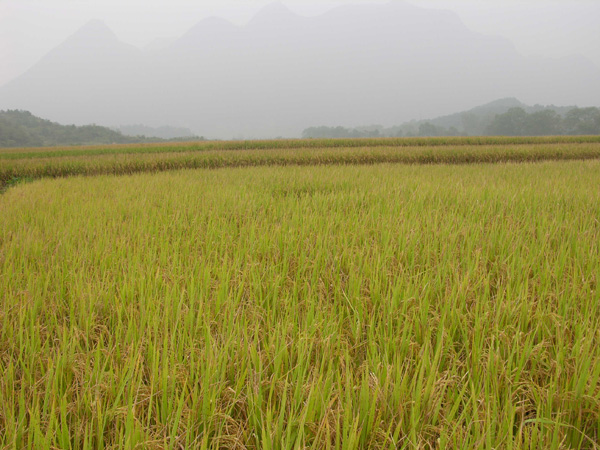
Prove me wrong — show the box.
[2,136,600,192]
[1,139,600,449]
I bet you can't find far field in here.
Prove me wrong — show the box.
[1,138,599,449]
[2,135,600,191]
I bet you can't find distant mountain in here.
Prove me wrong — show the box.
[0,20,146,131]
[0,110,201,147]
[1,2,599,139]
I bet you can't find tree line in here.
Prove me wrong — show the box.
[303,107,600,138]
[486,107,600,136]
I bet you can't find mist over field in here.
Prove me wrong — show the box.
[1,0,599,138]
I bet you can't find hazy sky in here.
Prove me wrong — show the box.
[1,0,599,87]
[0,0,600,84]
[2,0,599,137]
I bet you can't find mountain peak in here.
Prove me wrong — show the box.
[474,98,525,111]
[72,19,117,41]
[186,16,237,34]
[55,19,125,52]
[249,2,299,25]
[174,16,238,50]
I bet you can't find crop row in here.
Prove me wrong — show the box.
[3,142,600,192]
[1,135,600,160]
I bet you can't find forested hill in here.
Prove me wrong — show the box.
[303,99,600,138]
[0,110,201,147]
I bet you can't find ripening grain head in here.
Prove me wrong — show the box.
[1,161,599,448]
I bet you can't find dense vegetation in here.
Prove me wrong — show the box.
[1,160,599,449]
[487,107,600,136]
[0,110,136,147]
[0,110,200,148]
[302,105,600,139]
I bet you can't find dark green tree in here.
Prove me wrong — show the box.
[524,110,562,135]
[564,107,600,135]
[486,107,528,136]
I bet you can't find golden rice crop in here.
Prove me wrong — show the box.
[2,135,599,160]
[1,161,599,449]
[2,138,600,192]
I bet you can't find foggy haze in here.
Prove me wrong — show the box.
[1,0,599,139]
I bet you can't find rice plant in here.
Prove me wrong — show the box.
[2,138,600,192]
[1,161,599,449]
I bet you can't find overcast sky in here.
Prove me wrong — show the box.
[1,0,599,87]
